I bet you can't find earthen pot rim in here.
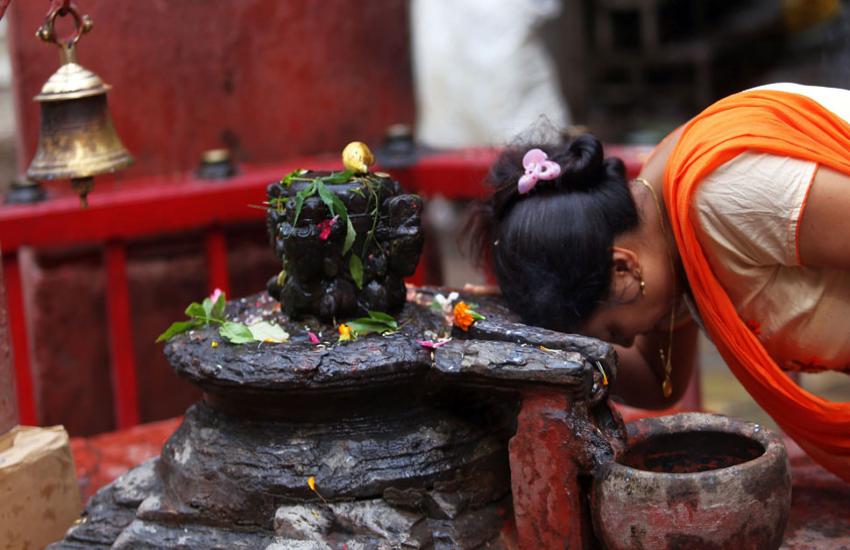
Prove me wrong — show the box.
[607,412,786,479]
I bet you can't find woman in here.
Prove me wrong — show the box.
[469,83,850,481]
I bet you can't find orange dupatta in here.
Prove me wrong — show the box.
[664,89,850,481]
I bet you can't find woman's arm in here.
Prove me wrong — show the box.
[798,166,850,270]
[610,317,699,409]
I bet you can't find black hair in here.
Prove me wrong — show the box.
[466,133,639,332]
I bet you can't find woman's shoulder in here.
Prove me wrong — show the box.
[694,151,817,267]
[746,83,850,124]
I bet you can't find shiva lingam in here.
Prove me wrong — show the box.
[265,141,423,321]
[48,143,791,549]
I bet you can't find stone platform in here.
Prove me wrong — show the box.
[63,407,850,549]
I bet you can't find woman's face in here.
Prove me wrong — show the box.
[579,246,678,346]
[581,295,666,347]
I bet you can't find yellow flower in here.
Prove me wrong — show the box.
[307,475,327,504]
[453,301,484,331]
[338,323,353,341]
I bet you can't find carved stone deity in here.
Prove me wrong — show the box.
[266,164,423,321]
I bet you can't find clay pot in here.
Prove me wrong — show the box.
[592,413,791,550]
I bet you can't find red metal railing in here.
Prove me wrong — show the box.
[0,147,651,430]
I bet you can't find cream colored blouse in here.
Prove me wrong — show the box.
[691,84,850,373]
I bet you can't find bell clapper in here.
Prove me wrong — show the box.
[71,176,93,208]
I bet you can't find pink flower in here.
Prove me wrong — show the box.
[317,216,339,241]
[308,331,320,344]
[209,288,224,303]
[418,338,451,350]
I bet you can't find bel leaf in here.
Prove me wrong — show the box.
[185,302,207,320]
[367,310,398,329]
[316,181,338,217]
[293,181,316,226]
[211,294,226,320]
[156,320,200,343]
[248,321,290,343]
[349,254,364,289]
[323,170,354,184]
[343,217,356,255]
[282,168,307,187]
[344,311,398,337]
[220,322,255,344]
[345,319,393,336]
[202,297,214,319]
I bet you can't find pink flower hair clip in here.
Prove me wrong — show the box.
[518,148,561,194]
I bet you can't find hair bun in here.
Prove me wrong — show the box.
[557,134,605,190]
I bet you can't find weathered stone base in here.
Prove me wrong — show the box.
[49,457,511,549]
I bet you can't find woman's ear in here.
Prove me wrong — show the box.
[610,246,642,302]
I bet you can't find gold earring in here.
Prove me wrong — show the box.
[638,272,646,296]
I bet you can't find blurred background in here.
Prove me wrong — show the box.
[1,0,849,444]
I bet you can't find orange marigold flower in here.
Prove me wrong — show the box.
[338,323,353,341]
[453,301,484,331]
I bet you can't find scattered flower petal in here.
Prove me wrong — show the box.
[418,338,452,350]
[211,341,219,348]
[308,331,320,344]
[338,324,353,342]
[307,475,327,504]
[317,215,339,241]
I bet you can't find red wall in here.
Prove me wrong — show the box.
[10,0,414,179]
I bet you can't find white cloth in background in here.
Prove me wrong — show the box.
[411,0,571,148]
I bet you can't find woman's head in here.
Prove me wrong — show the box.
[467,134,644,335]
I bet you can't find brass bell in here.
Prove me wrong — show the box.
[25,3,132,207]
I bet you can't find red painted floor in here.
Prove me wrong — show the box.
[70,416,181,501]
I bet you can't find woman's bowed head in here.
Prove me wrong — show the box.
[469,134,679,344]
[466,132,691,409]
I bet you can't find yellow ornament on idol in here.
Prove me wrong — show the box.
[342,141,375,174]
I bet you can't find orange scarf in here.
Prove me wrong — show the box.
[665,89,850,481]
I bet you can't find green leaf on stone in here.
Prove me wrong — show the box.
[248,321,290,343]
[344,311,398,338]
[349,254,364,289]
[156,320,201,343]
[343,217,356,255]
[202,297,214,319]
[322,169,354,184]
[220,322,255,344]
[281,168,307,187]
[185,302,207,320]
[292,181,317,226]
[366,310,398,329]
[316,181,337,217]
[345,320,389,336]
[211,294,226,320]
